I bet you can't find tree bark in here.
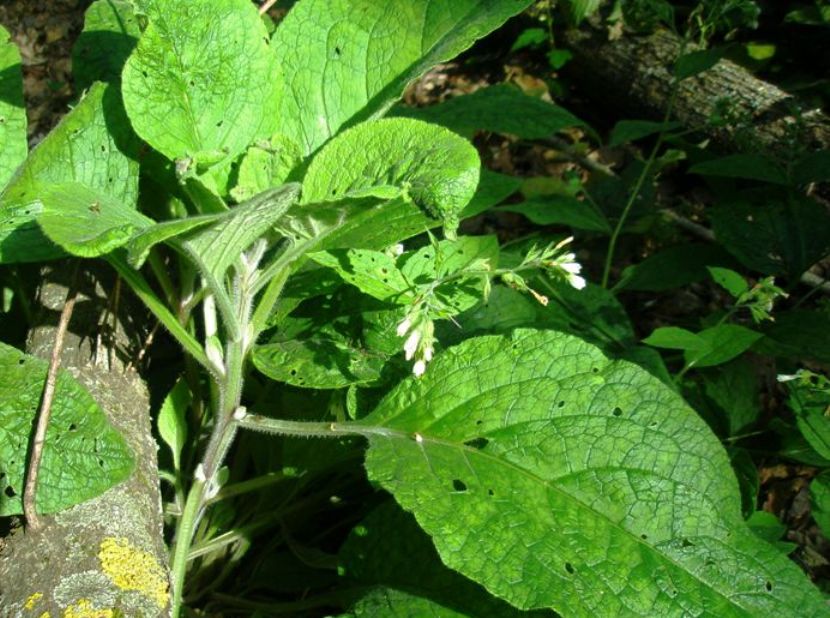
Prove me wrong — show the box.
[0,265,170,618]
[562,26,830,154]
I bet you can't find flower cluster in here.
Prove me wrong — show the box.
[396,312,436,378]
[738,276,787,323]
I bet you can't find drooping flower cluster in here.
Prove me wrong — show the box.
[396,312,436,378]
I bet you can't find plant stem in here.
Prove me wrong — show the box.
[169,476,205,616]
[23,262,79,531]
[600,42,688,288]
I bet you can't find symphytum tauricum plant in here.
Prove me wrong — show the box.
[0,0,827,616]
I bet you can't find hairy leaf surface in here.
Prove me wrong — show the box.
[0,342,134,515]
[272,0,534,156]
[359,329,826,615]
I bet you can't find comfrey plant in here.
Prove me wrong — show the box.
[0,0,827,616]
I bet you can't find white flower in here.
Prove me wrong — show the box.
[396,317,411,337]
[554,236,574,251]
[776,373,800,382]
[404,330,421,361]
[423,346,434,362]
[569,274,587,290]
[561,261,582,275]
[393,243,405,256]
[413,360,427,377]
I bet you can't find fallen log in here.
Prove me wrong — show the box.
[562,26,830,154]
[0,265,170,618]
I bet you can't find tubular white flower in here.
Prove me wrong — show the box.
[404,330,420,360]
[569,274,587,290]
[413,360,427,377]
[560,261,582,274]
[423,346,434,362]
[396,317,411,337]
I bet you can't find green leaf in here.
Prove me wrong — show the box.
[609,120,682,147]
[708,266,749,298]
[395,85,584,139]
[0,342,134,515]
[617,243,737,292]
[810,471,830,539]
[126,213,219,269]
[684,324,762,369]
[711,192,830,278]
[230,134,303,203]
[536,278,636,351]
[303,118,480,239]
[313,170,519,253]
[0,83,139,263]
[511,27,547,52]
[499,195,610,232]
[0,24,27,189]
[158,379,190,471]
[340,500,551,617]
[37,182,152,257]
[359,329,826,615]
[674,47,728,80]
[690,154,787,185]
[699,359,761,436]
[182,183,301,284]
[72,0,141,90]
[254,337,385,390]
[121,0,280,161]
[272,0,534,156]
[643,326,709,351]
[309,249,413,304]
[786,378,830,461]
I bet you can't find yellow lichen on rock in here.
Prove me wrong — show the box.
[37,613,51,618]
[24,592,43,610]
[97,537,169,609]
[61,599,113,618]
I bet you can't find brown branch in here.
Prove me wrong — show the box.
[23,263,79,531]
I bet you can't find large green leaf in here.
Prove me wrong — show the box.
[340,500,553,617]
[303,118,480,239]
[0,82,139,263]
[0,342,134,516]
[358,329,826,615]
[0,25,27,189]
[272,0,534,156]
[72,0,141,90]
[121,0,280,161]
[395,85,584,139]
[37,182,152,257]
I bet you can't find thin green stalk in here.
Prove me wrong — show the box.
[108,255,211,372]
[206,471,286,505]
[600,42,688,288]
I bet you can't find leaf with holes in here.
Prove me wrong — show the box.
[121,0,280,161]
[340,500,553,617]
[272,0,535,156]
[357,329,826,615]
[0,82,139,263]
[308,249,414,304]
[302,118,480,239]
[0,342,134,516]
